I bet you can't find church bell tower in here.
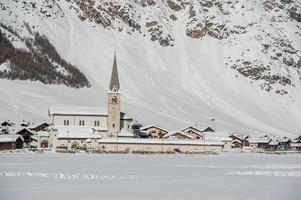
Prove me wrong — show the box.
[107,53,121,137]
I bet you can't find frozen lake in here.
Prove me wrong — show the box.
[0,153,300,200]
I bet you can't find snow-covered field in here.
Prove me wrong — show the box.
[0,153,300,200]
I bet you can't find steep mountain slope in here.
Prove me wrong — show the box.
[0,0,301,137]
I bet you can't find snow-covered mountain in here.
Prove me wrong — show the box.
[0,0,301,137]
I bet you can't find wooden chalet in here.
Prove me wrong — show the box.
[15,128,37,148]
[0,134,24,150]
[182,126,203,139]
[229,134,249,148]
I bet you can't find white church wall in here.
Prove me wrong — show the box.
[52,115,107,129]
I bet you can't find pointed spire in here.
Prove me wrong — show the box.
[109,52,120,92]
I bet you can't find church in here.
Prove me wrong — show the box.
[48,54,134,147]
[48,55,228,153]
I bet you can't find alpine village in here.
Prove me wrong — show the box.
[0,54,300,154]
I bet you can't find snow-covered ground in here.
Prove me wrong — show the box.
[0,153,300,200]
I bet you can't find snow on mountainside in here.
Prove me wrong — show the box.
[0,0,301,137]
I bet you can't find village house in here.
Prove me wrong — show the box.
[15,128,37,148]
[248,137,271,149]
[163,131,194,139]
[140,125,169,138]
[204,132,232,152]
[182,126,203,139]
[0,134,24,150]
[229,134,249,148]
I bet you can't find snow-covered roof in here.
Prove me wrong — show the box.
[49,106,107,116]
[49,106,132,119]
[118,129,135,137]
[205,132,232,142]
[56,127,102,139]
[197,126,215,132]
[248,137,271,144]
[269,139,280,146]
[182,126,202,133]
[163,131,194,139]
[229,134,249,141]
[141,125,168,133]
[15,128,36,135]
[0,134,24,143]
[98,138,224,146]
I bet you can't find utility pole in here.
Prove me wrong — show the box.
[67,130,69,150]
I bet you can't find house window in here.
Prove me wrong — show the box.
[94,121,100,126]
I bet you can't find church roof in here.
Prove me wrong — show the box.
[49,106,107,116]
[109,53,120,92]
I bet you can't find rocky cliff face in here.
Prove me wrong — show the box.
[1,0,300,94]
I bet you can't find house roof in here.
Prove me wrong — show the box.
[205,132,232,142]
[269,139,280,146]
[1,121,13,126]
[163,131,194,139]
[15,128,36,135]
[0,134,24,143]
[182,126,202,133]
[198,126,215,132]
[248,137,271,144]
[141,125,168,133]
[229,134,248,141]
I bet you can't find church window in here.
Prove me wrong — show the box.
[79,120,85,126]
[64,120,70,126]
[112,124,115,128]
[94,121,100,126]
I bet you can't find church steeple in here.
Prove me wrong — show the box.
[107,53,121,137]
[109,53,120,92]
